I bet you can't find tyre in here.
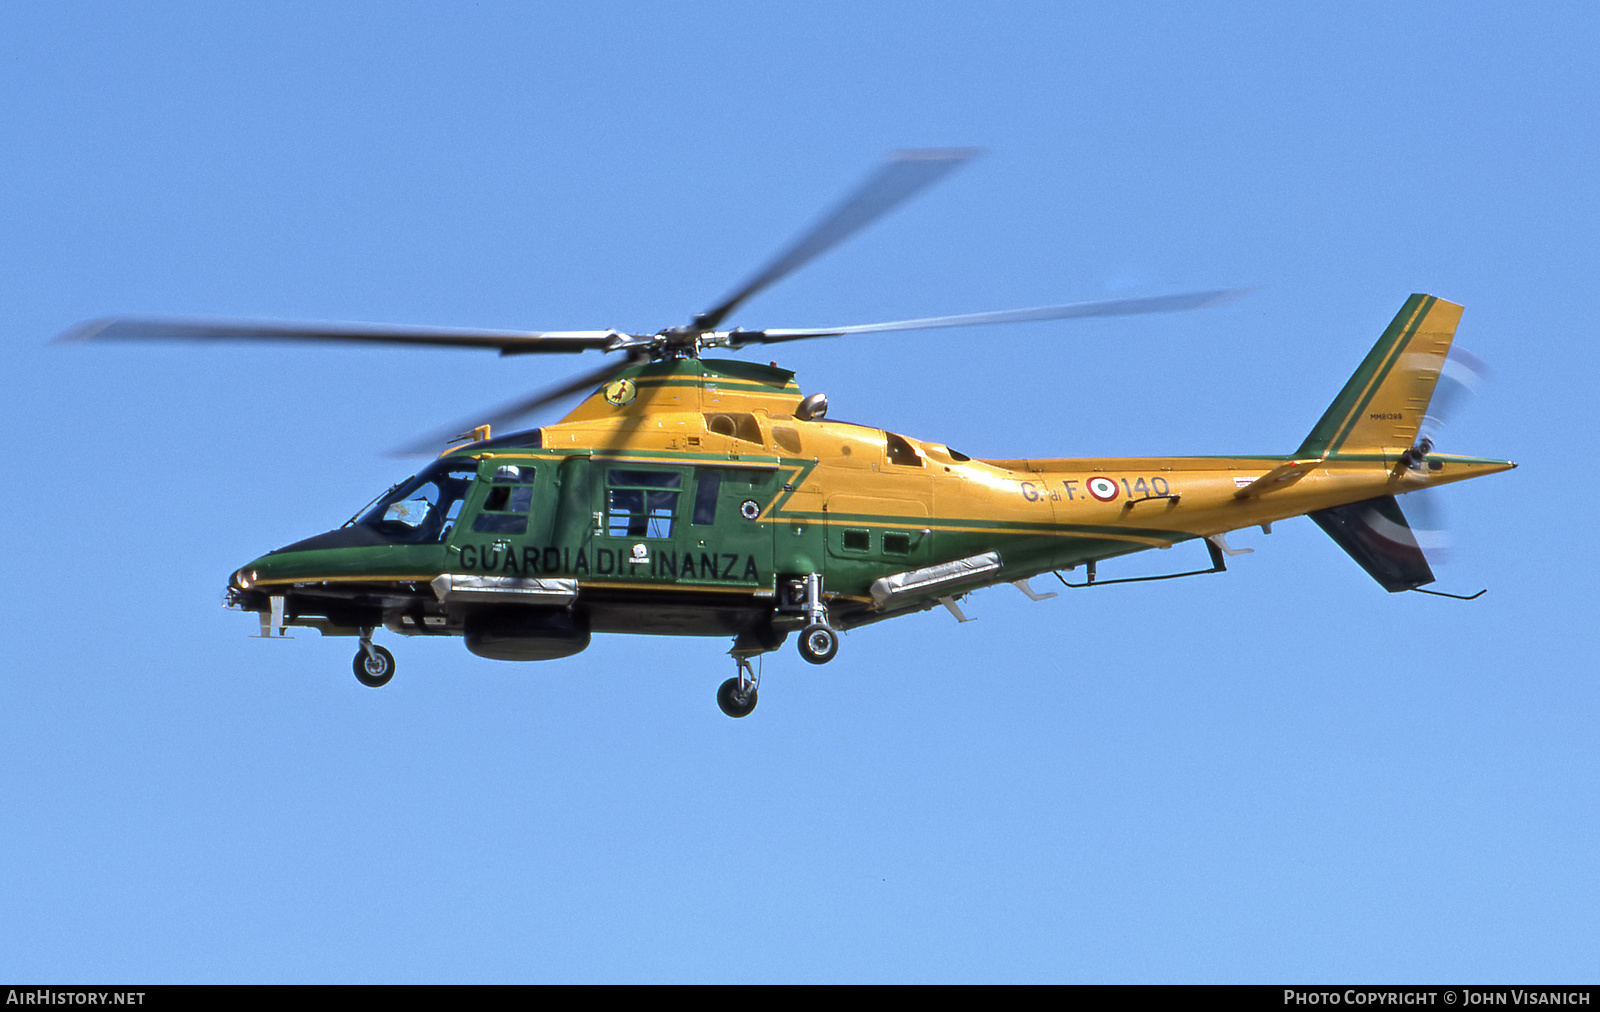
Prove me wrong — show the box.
[354,644,396,688]
[717,676,758,718]
[797,624,838,665]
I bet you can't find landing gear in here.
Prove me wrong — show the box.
[353,631,395,688]
[796,572,839,665]
[717,657,759,718]
[798,624,838,665]
[717,572,839,714]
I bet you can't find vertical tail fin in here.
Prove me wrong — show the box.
[1297,295,1463,459]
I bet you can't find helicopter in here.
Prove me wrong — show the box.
[62,149,1515,717]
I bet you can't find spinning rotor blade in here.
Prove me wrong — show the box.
[1403,489,1454,560]
[731,288,1248,345]
[391,356,639,457]
[692,148,979,332]
[1404,347,1493,562]
[57,316,625,355]
[1419,347,1490,448]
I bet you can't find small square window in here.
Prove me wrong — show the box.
[883,532,912,555]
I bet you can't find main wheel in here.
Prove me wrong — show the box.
[354,644,396,688]
[798,624,838,665]
[717,676,758,718]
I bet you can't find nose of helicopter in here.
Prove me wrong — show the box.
[226,519,450,597]
[226,530,356,592]
[229,551,287,593]
[226,550,327,594]
[232,519,412,590]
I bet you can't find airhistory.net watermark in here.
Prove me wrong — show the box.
[5,993,145,1005]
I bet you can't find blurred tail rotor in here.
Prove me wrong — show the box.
[1401,347,1493,562]
[1419,347,1491,453]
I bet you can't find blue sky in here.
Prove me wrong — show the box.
[3,1,1595,983]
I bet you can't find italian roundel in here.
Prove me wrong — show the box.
[1087,476,1119,502]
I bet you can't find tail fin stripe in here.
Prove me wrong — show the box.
[1323,295,1435,456]
[1296,294,1462,460]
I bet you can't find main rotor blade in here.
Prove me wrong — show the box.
[692,148,979,332]
[731,288,1249,345]
[57,316,625,354]
[391,357,636,456]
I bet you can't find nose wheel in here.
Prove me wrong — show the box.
[717,657,759,718]
[353,632,395,688]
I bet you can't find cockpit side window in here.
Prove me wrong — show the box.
[357,459,478,543]
[472,463,536,534]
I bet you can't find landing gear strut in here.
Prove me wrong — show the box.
[717,657,759,718]
[353,630,395,688]
[796,572,839,665]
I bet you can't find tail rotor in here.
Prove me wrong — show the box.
[1399,346,1493,561]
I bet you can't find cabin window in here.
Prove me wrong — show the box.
[692,470,721,525]
[606,469,682,538]
[842,529,870,552]
[883,531,912,555]
[886,433,923,467]
[472,464,536,534]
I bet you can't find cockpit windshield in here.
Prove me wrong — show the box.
[355,458,478,544]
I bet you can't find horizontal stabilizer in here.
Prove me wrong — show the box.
[1309,495,1435,592]
[1233,458,1323,498]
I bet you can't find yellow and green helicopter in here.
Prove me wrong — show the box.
[63,150,1515,717]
